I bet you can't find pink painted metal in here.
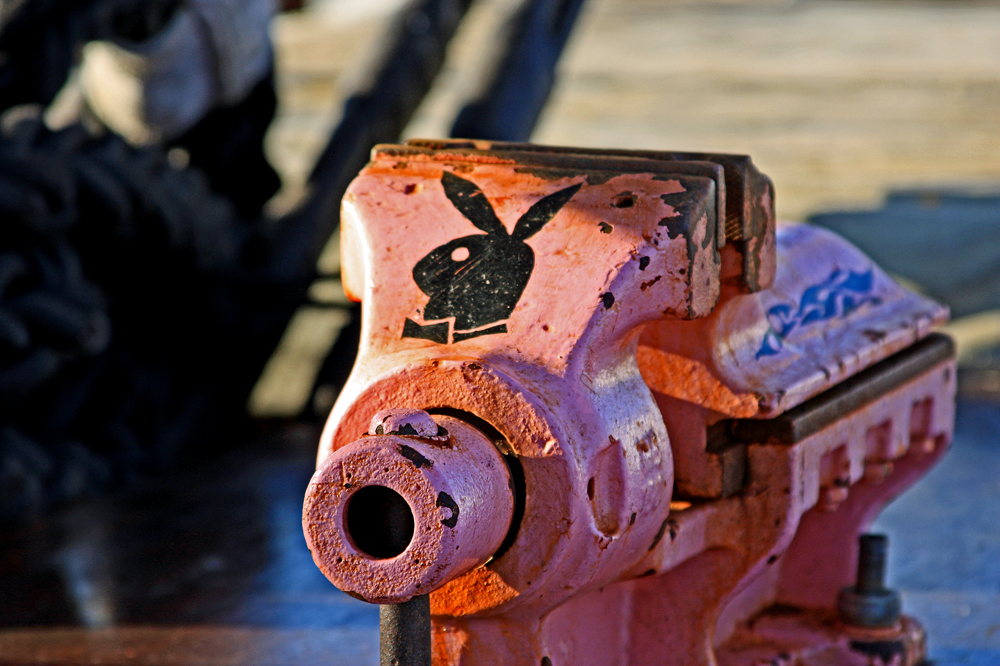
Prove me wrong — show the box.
[304,412,513,604]
[303,140,954,665]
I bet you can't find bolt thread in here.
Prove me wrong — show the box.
[856,533,888,593]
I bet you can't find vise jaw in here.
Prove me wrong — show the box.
[303,140,953,666]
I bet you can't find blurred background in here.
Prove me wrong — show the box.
[0,0,997,663]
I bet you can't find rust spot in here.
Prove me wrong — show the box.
[512,165,589,182]
[398,445,433,468]
[640,275,662,291]
[661,304,684,318]
[599,222,613,234]
[612,192,636,208]
[863,329,887,342]
[436,492,460,528]
[649,519,669,551]
[394,423,419,436]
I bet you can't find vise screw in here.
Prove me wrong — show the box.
[303,141,955,666]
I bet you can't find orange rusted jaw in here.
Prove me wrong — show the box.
[303,140,954,665]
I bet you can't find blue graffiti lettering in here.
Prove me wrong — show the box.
[756,268,881,359]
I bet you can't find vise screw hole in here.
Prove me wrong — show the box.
[346,485,415,559]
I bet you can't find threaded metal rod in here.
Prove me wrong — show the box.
[380,595,431,666]
[855,533,888,593]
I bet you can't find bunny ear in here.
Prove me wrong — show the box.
[441,171,506,235]
[511,182,582,241]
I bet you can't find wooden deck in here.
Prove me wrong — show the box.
[268,0,1000,220]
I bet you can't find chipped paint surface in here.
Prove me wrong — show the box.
[303,414,513,604]
[304,143,952,666]
[639,222,949,422]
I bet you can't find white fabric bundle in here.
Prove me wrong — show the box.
[81,0,275,145]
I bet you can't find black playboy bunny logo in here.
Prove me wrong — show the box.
[403,171,581,344]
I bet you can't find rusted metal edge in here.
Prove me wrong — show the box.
[371,143,726,251]
[726,333,955,445]
[403,138,774,245]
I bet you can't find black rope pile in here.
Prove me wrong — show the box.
[0,0,300,522]
[0,116,287,521]
[0,0,591,521]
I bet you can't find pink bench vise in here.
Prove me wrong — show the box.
[303,140,955,666]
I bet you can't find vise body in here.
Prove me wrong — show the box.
[303,141,954,666]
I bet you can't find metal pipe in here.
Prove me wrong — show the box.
[380,595,431,666]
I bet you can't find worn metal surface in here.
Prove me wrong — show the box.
[727,333,955,447]
[640,223,948,499]
[305,143,954,665]
[304,413,513,603]
[629,344,953,665]
[404,139,777,292]
[717,608,927,666]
